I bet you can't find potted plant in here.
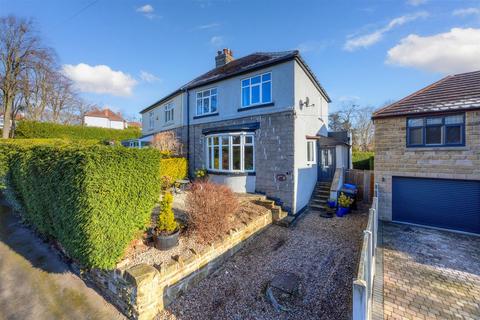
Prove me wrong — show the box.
[337,192,353,217]
[154,192,180,250]
[194,168,208,181]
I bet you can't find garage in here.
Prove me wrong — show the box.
[392,176,480,234]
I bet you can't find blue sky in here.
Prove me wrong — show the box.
[2,0,480,119]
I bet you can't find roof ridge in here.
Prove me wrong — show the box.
[452,69,480,77]
[372,75,452,118]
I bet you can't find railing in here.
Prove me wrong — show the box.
[352,184,379,320]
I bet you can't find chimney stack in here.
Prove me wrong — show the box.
[215,48,234,68]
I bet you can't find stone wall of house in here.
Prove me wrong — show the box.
[188,111,295,212]
[80,209,274,320]
[374,110,480,220]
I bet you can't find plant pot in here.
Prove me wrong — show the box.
[327,200,336,208]
[336,207,349,217]
[154,229,180,251]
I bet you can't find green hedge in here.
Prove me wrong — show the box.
[352,151,374,170]
[3,142,163,269]
[14,121,141,141]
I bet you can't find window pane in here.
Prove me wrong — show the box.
[307,142,312,161]
[213,146,220,169]
[211,95,217,112]
[445,115,464,124]
[251,85,260,104]
[196,92,202,99]
[222,145,229,170]
[211,88,217,95]
[426,126,442,144]
[262,73,271,81]
[232,146,241,170]
[213,136,219,145]
[446,126,461,144]
[262,82,271,103]
[203,90,210,97]
[408,118,423,127]
[408,127,423,145]
[427,117,442,125]
[242,87,250,107]
[203,98,210,113]
[197,99,203,115]
[242,79,250,87]
[245,136,253,144]
[232,136,240,145]
[251,76,261,84]
[244,146,254,170]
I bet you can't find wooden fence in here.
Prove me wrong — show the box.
[344,169,374,202]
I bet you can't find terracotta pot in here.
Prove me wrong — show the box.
[154,229,180,251]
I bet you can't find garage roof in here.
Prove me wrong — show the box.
[372,70,480,119]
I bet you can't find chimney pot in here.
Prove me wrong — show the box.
[215,48,234,68]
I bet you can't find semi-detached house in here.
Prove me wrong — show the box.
[137,49,351,214]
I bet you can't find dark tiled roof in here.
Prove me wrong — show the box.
[373,70,480,119]
[140,50,330,114]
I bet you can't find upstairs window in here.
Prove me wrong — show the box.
[164,103,174,123]
[196,88,217,116]
[149,111,154,130]
[407,114,465,147]
[241,72,272,107]
[206,133,255,173]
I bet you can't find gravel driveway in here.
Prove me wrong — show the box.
[157,205,368,320]
[0,200,124,320]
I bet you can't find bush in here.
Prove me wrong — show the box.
[186,182,239,244]
[14,120,141,141]
[156,192,177,233]
[4,142,162,269]
[352,151,374,170]
[159,157,188,189]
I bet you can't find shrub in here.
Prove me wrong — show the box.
[352,151,374,170]
[4,143,162,269]
[159,157,188,190]
[156,192,177,233]
[186,182,239,244]
[14,120,141,141]
[338,192,354,208]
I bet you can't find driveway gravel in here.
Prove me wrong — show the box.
[157,204,368,320]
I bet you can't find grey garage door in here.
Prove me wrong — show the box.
[392,176,480,234]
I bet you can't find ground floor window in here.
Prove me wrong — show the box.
[206,133,255,172]
[306,140,316,164]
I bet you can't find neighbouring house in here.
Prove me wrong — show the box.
[372,70,480,235]
[136,49,351,214]
[83,108,127,129]
[0,112,24,130]
[127,121,142,129]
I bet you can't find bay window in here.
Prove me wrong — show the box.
[206,133,255,172]
[241,72,272,107]
[196,88,218,116]
[407,114,465,147]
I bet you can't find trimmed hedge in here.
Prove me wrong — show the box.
[3,142,163,269]
[352,151,374,170]
[14,121,141,141]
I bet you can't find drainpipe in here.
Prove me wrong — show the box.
[185,88,191,177]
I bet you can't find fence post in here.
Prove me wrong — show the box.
[353,279,368,320]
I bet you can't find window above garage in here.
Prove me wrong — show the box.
[406,113,465,147]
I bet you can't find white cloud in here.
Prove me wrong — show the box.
[386,28,480,74]
[136,4,157,19]
[63,63,137,96]
[344,12,428,51]
[196,22,220,30]
[136,4,154,13]
[140,71,160,83]
[407,0,427,6]
[210,36,224,47]
[453,7,480,17]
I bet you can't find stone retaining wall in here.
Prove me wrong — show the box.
[81,209,274,320]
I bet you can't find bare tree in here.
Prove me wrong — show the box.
[0,16,52,138]
[151,131,184,156]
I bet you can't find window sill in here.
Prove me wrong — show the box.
[193,112,219,120]
[238,102,274,112]
[162,122,175,127]
[207,170,256,176]
[406,146,468,151]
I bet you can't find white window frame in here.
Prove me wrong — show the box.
[164,102,174,124]
[205,132,255,173]
[306,140,316,165]
[148,111,154,130]
[196,88,218,116]
[241,72,272,108]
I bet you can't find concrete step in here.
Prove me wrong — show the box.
[253,199,276,209]
[274,215,296,228]
[310,203,328,210]
[271,207,287,221]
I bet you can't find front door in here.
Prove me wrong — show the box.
[318,147,336,181]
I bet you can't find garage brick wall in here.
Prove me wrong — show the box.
[374,110,480,220]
